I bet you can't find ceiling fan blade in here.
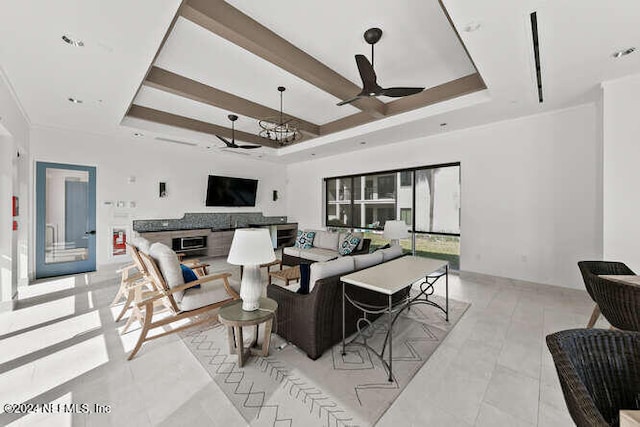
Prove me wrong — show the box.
[337,95,367,106]
[215,135,233,147]
[380,87,425,98]
[355,54,378,89]
[238,144,261,149]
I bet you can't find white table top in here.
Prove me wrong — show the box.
[599,275,640,287]
[341,256,448,295]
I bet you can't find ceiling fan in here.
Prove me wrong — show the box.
[216,114,260,149]
[337,28,425,106]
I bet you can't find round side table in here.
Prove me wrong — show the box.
[218,297,278,367]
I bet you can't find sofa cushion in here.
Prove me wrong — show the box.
[312,230,340,250]
[352,251,384,270]
[179,280,240,312]
[283,246,301,258]
[380,245,404,261]
[294,230,316,249]
[308,256,355,292]
[149,242,185,301]
[338,233,361,255]
[298,248,338,262]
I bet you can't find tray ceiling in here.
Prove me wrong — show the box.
[125,0,483,149]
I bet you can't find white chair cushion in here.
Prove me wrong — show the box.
[132,236,151,253]
[312,230,340,250]
[149,242,185,301]
[179,280,240,311]
[380,245,404,262]
[353,251,384,270]
[308,256,355,292]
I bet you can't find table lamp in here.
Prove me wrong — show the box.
[383,220,409,247]
[227,228,276,311]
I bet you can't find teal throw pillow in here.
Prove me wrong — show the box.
[294,230,316,249]
[339,233,361,255]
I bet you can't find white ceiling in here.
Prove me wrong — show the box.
[2,0,640,163]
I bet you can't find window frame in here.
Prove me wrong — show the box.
[323,162,461,237]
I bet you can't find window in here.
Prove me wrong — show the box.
[324,163,461,268]
[400,208,412,226]
[400,171,412,186]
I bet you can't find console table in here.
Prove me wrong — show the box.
[340,256,449,382]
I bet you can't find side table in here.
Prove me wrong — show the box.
[218,297,278,367]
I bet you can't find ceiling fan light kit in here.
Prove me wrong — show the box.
[259,86,301,146]
[337,27,425,106]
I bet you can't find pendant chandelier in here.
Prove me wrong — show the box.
[258,86,301,146]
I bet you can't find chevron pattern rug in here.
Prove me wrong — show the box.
[181,295,469,426]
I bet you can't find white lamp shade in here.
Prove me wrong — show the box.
[383,220,409,240]
[227,228,276,266]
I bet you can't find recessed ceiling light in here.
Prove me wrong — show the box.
[133,132,144,137]
[360,141,367,145]
[463,22,481,32]
[311,153,316,156]
[440,123,447,127]
[612,47,636,58]
[67,97,83,104]
[62,35,84,47]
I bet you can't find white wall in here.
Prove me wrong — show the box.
[0,69,30,302]
[287,104,602,289]
[602,73,640,271]
[30,126,287,269]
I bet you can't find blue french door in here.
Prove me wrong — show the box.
[36,162,96,278]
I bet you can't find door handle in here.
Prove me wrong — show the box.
[85,230,96,235]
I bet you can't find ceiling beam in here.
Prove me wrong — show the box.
[384,73,486,116]
[181,0,387,119]
[126,105,281,148]
[144,66,320,137]
[320,73,486,135]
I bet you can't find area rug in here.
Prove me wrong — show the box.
[181,294,469,426]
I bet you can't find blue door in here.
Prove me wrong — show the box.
[36,162,96,278]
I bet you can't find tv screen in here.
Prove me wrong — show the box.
[205,175,258,207]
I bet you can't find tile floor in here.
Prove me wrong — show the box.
[0,258,600,426]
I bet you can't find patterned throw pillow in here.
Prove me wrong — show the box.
[294,230,316,249]
[339,233,361,255]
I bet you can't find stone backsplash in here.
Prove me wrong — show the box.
[133,212,288,232]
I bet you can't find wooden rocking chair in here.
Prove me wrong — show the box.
[114,243,210,327]
[127,250,239,360]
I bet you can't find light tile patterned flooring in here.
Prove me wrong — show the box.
[0,257,601,426]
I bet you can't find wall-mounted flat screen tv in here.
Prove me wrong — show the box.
[205,175,258,207]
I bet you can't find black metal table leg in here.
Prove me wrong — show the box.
[342,281,346,356]
[388,294,393,382]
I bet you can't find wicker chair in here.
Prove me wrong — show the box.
[578,261,639,331]
[546,329,640,427]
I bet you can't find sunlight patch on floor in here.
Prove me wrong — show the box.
[0,310,102,365]
[18,277,77,299]
[0,296,75,336]
[0,335,109,410]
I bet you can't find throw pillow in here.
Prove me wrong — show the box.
[338,233,361,255]
[294,230,316,249]
[376,243,391,251]
[180,264,200,289]
[296,263,312,295]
